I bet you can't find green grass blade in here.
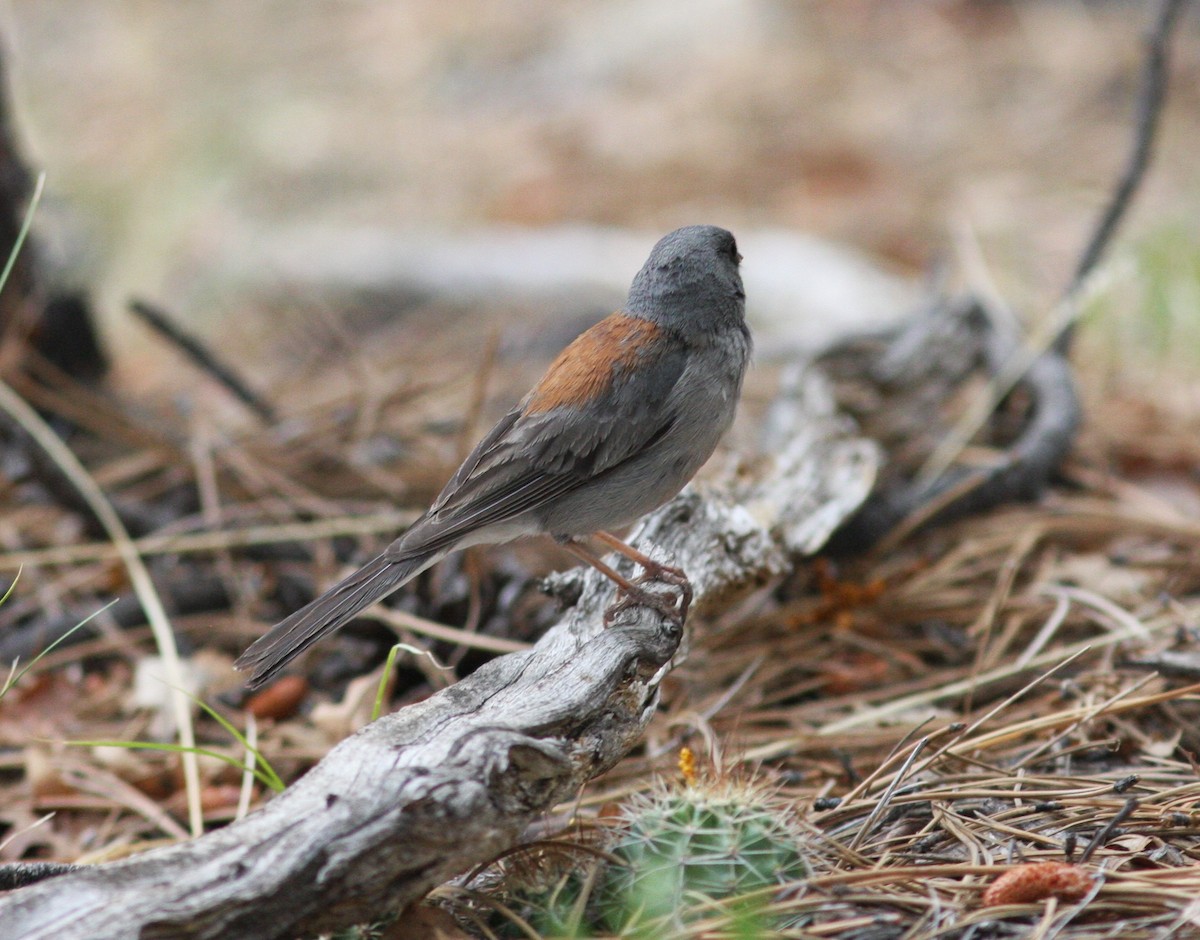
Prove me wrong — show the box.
[184,691,285,791]
[65,739,283,793]
[0,172,44,294]
[1,598,118,699]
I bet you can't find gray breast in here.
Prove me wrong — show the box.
[536,330,749,537]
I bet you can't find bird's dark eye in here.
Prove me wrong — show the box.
[728,239,742,263]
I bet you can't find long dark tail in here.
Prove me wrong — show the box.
[235,549,438,690]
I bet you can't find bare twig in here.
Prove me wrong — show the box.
[129,298,278,423]
[1064,0,1190,314]
[1078,797,1140,864]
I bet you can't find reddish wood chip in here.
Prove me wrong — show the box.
[244,674,309,720]
[981,861,1094,907]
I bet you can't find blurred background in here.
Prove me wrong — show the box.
[4,3,1200,926]
[2,0,1198,392]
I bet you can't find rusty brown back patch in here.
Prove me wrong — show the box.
[523,313,662,414]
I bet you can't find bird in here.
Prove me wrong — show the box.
[236,225,750,690]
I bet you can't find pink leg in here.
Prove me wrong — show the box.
[594,531,692,619]
[562,534,691,624]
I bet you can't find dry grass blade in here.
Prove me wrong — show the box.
[0,511,417,570]
[375,607,530,655]
[0,377,205,837]
[817,618,1165,737]
[847,736,928,852]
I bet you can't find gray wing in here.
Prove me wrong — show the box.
[394,338,687,556]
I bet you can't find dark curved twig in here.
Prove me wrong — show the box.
[827,1,1186,553]
[129,298,278,424]
[0,863,81,892]
[825,296,1080,554]
[1059,0,1189,354]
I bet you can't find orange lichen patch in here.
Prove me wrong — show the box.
[679,746,698,786]
[523,312,661,413]
[813,558,887,608]
[981,862,1094,907]
[787,558,889,629]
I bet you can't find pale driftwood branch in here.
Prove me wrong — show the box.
[0,372,872,940]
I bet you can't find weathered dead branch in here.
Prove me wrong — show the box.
[0,372,871,939]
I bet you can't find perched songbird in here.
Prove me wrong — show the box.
[236,225,750,689]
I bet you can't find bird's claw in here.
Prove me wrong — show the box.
[634,569,692,621]
[603,578,691,627]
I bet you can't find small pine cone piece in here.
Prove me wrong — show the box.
[981,862,1094,907]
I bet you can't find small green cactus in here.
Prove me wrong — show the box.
[599,781,808,935]
[492,778,808,937]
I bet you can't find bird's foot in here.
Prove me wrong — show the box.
[603,577,691,627]
[634,561,693,622]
